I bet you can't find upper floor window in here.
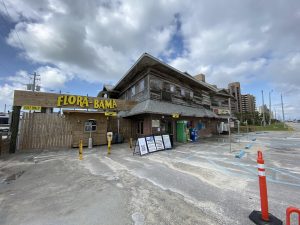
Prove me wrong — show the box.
[190,91,194,98]
[136,79,145,93]
[140,79,145,91]
[181,88,185,96]
[170,85,175,92]
[131,86,136,96]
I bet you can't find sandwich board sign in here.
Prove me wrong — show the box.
[133,138,148,156]
[162,134,172,149]
[154,135,164,150]
[146,136,157,153]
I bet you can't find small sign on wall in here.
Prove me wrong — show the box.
[152,120,160,127]
[22,105,41,111]
[172,113,180,118]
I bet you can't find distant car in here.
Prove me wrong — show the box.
[0,113,10,133]
[0,127,9,132]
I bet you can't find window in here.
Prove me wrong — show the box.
[139,79,145,92]
[131,86,136,96]
[170,85,175,92]
[0,117,9,124]
[190,91,194,98]
[137,120,144,135]
[181,88,185,96]
[84,119,97,132]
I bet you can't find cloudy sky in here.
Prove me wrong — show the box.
[0,0,299,119]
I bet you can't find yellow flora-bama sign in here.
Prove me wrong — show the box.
[22,105,41,111]
[57,95,117,109]
[172,113,180,118]
[105,112,117,116]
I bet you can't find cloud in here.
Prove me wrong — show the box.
[4,0,182,83]
[1,0,300,117]
[0,66,71,112]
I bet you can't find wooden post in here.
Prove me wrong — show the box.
[9,106,21,154]
[0,133,2,156]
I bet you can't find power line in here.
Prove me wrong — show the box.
[1,0,26,50]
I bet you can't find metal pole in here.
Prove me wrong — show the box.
[268,90,273,125]
[281,93,285,128]
[117,117,120,134]
[228,98,232,152]
[261,90,266,127]
[33,72,36,92]
[228,118,231,153]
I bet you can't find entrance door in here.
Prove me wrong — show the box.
[136,120,144,136]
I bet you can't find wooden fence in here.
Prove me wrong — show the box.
[18,113,72,151]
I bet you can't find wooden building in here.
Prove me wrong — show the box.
[100,53,236,141]
[10,53,236,152]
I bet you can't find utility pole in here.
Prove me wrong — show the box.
[4,104,6,113]
[27,72,41,92]
[228,97,232,153]
[261,90,266,127]
[33,72,37,92]
[268,90,273,125]
[281,93,285,128]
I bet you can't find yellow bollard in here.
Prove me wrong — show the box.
[129,138,133,150]
[107,139,111,155]
[79,139,83,160]
[107,132,113,155]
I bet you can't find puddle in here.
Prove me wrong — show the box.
[4,171,25,183]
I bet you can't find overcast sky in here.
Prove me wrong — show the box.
[0,0,299,119]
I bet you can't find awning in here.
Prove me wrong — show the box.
[118,99,218,118]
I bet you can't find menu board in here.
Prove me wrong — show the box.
[146,136,157,152]
[162,134,172,149]
[138,138,148,155]
[154,135,165,150]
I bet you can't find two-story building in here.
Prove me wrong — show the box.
[99,53,235,142]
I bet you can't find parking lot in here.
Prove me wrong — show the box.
[1,123,300,225]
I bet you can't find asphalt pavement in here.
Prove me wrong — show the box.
[0,123,300,225]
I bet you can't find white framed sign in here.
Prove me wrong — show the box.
[146,136,157,152]
[154,135,164,150]
[138,138,148,155]
[152,120,160,127]
[162,134,172,149]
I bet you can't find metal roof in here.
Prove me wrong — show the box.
[113,53,216,92]
[119,99,218,118]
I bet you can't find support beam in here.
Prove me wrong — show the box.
[9,106,21,154]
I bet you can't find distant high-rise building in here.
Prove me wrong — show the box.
[228,82,242,113]
[241,94,256,113]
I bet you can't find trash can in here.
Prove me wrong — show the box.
[190,129,196,142]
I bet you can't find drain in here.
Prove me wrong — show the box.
[4,171,25,183]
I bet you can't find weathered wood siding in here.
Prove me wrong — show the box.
[119,71,149,102]
[18,113,72,151]
[107,117,133,142]
[149,72,212,108]
[64,112,107,147]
